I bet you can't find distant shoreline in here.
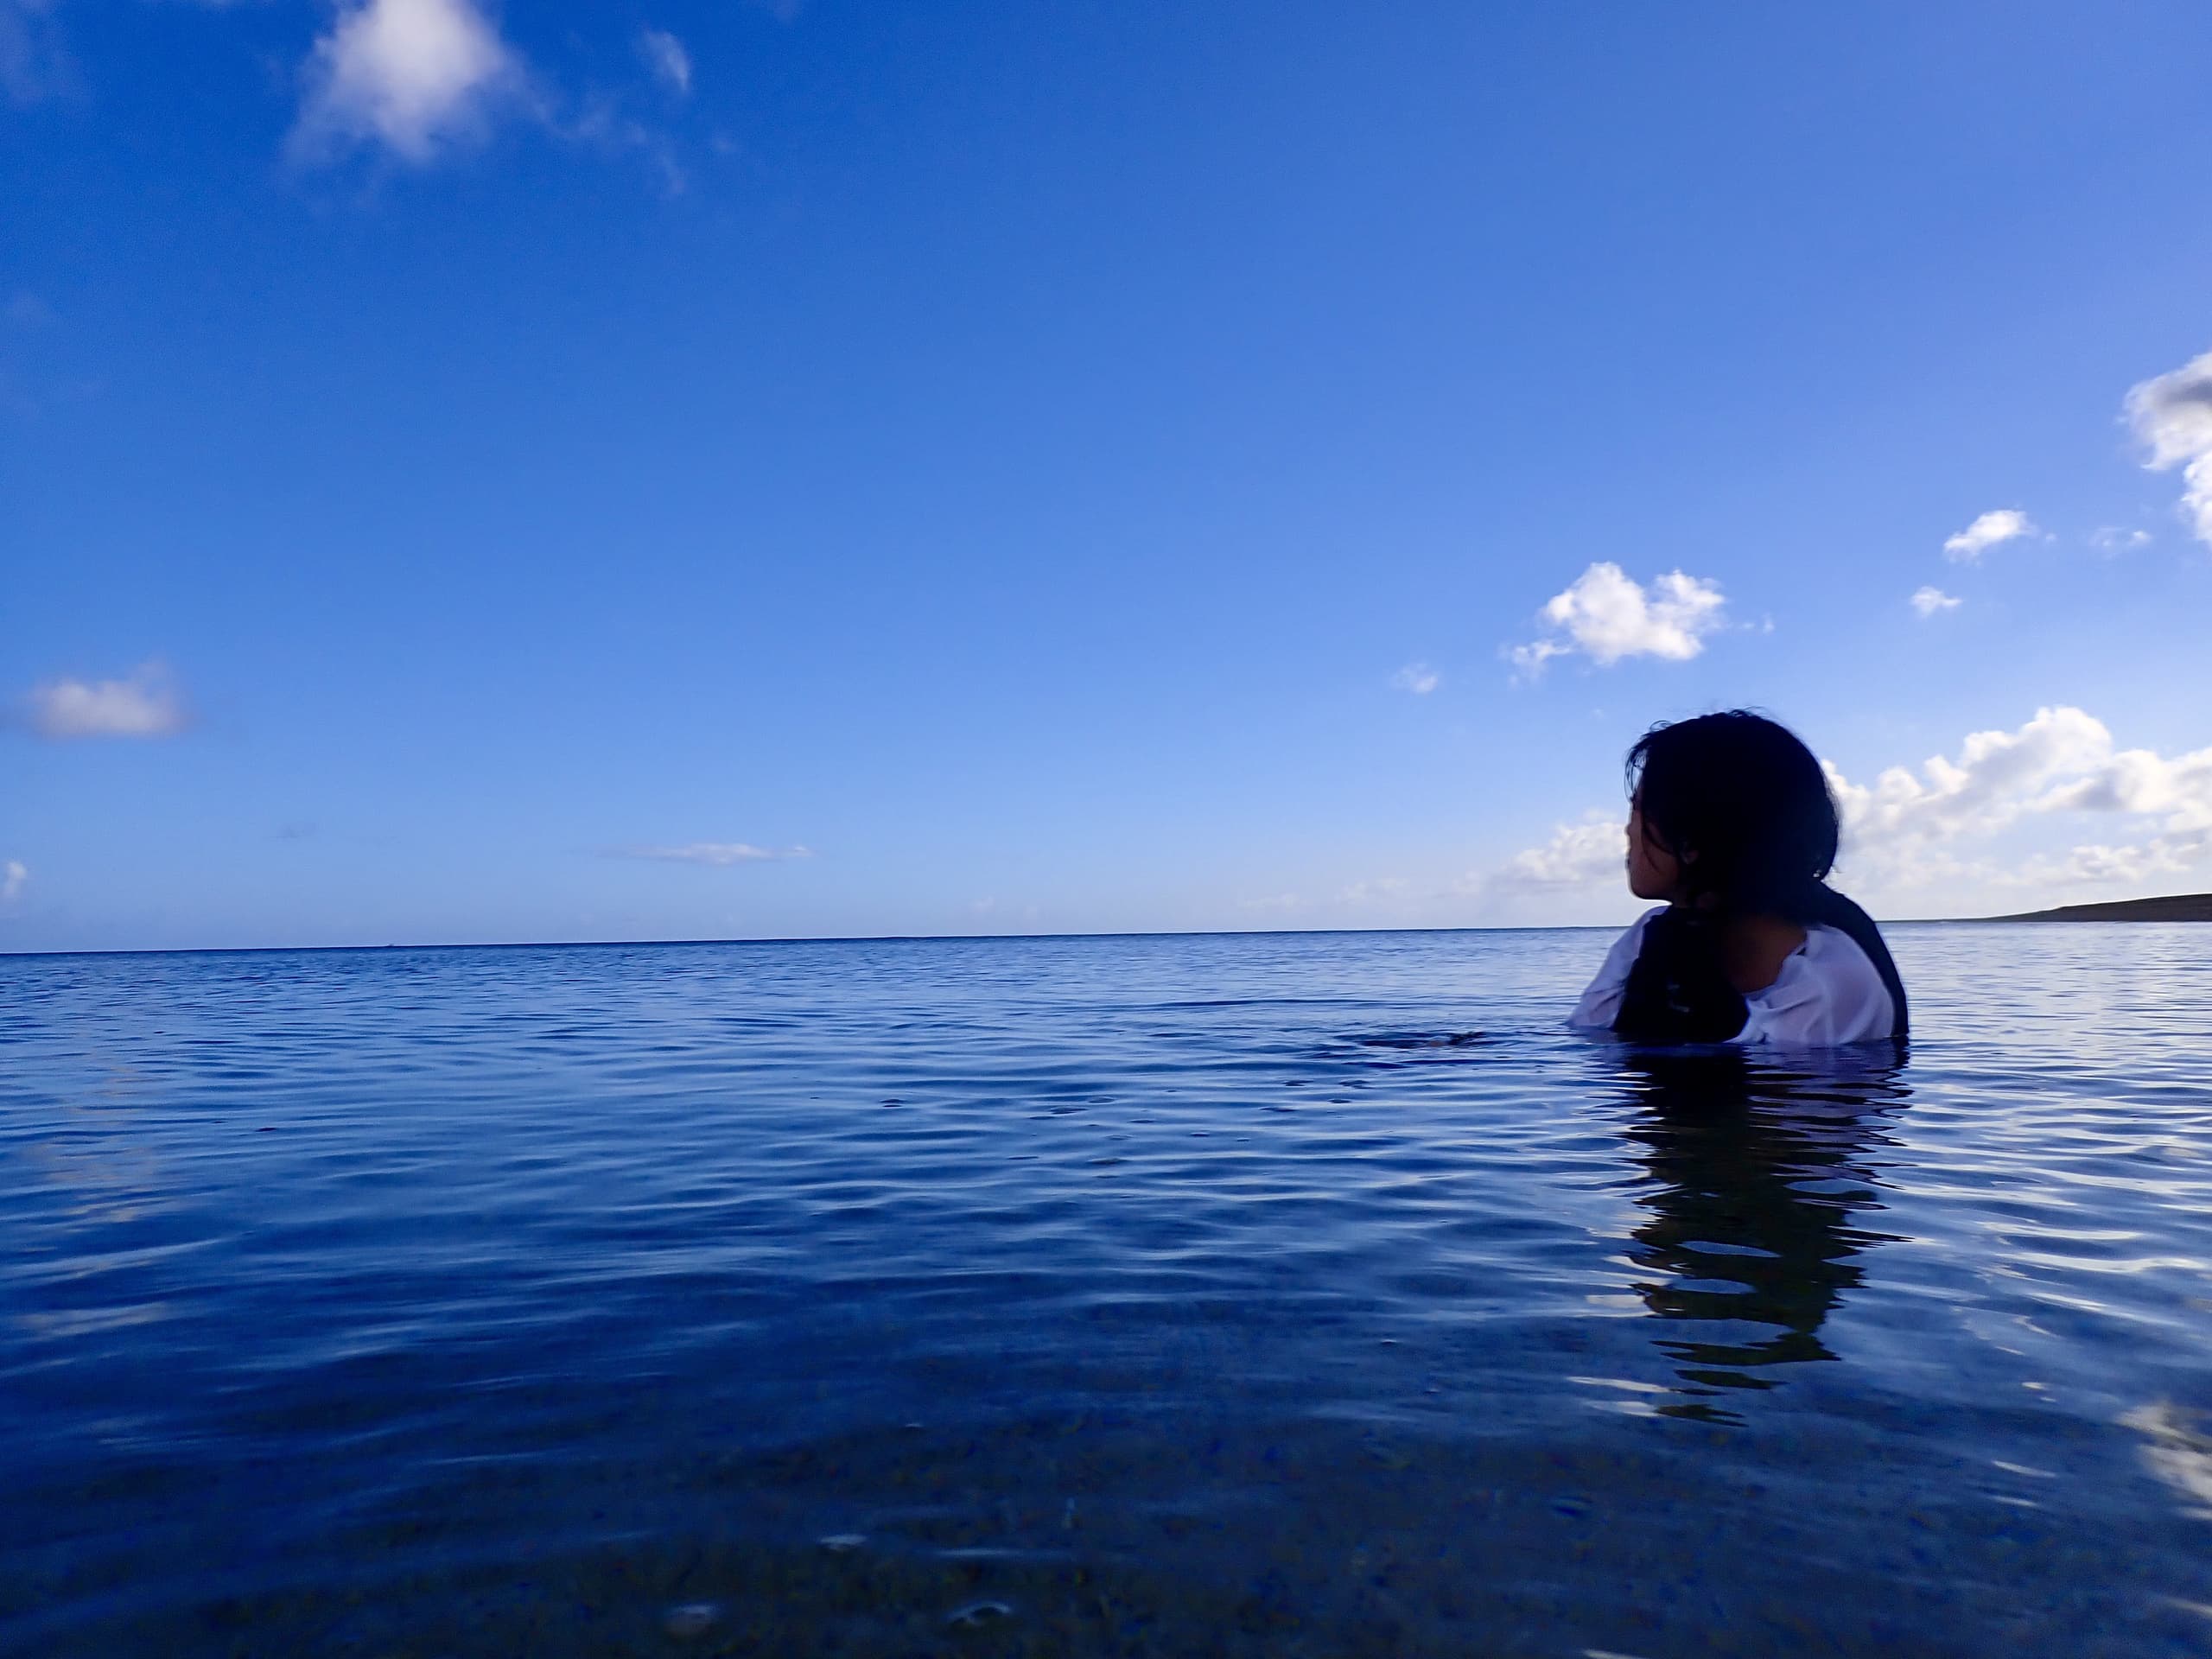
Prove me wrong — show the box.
[1965,893,2212,924]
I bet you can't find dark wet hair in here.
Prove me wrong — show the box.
[1627,709,1839,923]
[1617,709,1908,1041]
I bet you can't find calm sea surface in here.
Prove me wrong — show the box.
[3,925,2210,1656]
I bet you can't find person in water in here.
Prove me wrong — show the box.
[1569,710,1909,1046]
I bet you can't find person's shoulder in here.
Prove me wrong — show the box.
[1605,906,1666,959]
[1754,925,1892,1044]
[1801,923,1887,989]
[1567,907,1668,1031]
[1591,907,1666,957]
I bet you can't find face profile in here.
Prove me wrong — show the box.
[1624,797,1685,903]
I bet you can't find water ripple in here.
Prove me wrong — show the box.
[2,925,2209,1655]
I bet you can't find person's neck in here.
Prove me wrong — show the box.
[1676,899,1807,995]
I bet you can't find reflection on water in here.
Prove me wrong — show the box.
[1613,1049,1910,1421]
[3,927,2210,1656]
[2125,1401,2212,1518]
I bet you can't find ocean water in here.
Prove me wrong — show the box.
[3,925,2209,1657]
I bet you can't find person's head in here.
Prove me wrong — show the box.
[1623,710,1840,918]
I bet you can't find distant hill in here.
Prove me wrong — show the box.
[1976,893,2212,923]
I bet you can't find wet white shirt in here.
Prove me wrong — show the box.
[1569,907,1896,1047]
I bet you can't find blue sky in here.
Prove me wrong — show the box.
[6,0,2212,951]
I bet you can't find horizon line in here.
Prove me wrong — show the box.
[0,912,2012,961]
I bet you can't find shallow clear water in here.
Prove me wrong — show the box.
[3,925,2209,1656]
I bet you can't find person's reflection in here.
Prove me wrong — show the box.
[1614,1048,1910,1422]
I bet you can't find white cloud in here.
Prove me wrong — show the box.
[1942,509,2037,563]
[2125,347,2212,548]
[1508,563,1727,676]
[1498,812,1624,887]
[1824,707,2212,893]
[1910,586,1961,618]
[638,27,690,96]
[1335,876,1408,906]
[1390,661,1439,695]
[2037,741,2212,829]
[296,0,524,163]
[2013,830,2212,890]
[1,860,24,903]
[612,842,812,865]
[2089,526,2152,555]
[27,662,188,739]
[1825,706,2116,849]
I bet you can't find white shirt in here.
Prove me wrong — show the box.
[1568,906,1897,1047]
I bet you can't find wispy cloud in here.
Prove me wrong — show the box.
[1390,661,1440,695]
[1942,508,2037,562]
[2088,526,2152,555]
[608,842,813,866]
[0,0,71,105]
[1910,586,1961,618]
[1,860,24,904]
[2125,346,2212,549]
[1334,877,1408,906]
[1508,563,1727,677]
[638,27,690,96]
[25,662,188,739]
[295,0,525,164]
[566,91,685,196]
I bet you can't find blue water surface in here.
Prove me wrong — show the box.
[3,925,2209,1656]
